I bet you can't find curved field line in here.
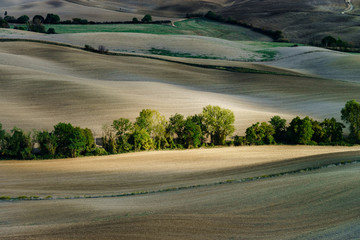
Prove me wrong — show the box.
[1,159,359,202]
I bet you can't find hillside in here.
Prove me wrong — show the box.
[1,146,359,239]
[1,41,360,136]
[18,0,358,46]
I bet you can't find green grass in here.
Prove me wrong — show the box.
[149,48,219,59]
[44,19,272,41]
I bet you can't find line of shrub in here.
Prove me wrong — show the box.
[186,11,288,42]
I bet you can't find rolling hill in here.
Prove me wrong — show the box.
[1,146,359,239]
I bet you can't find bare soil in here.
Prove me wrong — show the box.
[0,146,359,239]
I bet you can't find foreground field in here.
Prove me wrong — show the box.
[1,146,359,239]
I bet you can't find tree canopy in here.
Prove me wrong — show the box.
[202,105,235,145]
[341,99,360,143]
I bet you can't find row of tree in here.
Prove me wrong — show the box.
[185,11,287,42]
[238,100,360,146]
[1,101,360,160]
[0,123,97,160]
[0,105,235,159]
[102,105,235,153]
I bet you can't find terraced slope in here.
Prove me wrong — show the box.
[1,146,359,239]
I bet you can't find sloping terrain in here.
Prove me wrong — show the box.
[49,0,360,46]
[0,0,174,22]
[262,45,360,82]
[1,146,359,239]
[1,41,360,135]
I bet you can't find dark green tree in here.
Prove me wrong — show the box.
[321,36,337,47]
[44,13,60,24]
[28,18,46,33]
[0,123,6,157]
[0,17,9,28]
[246,122,275,145]
[287,116,314,144]
[3,127,33,159]
[4,16,16,23]
[132,17,139,23]
[341,99,360,143]
[35,130,57,156]
[310,119,324,143]
[32,15,44,23]
[47,27,56,34]
[141,14,152,22]
[81,128,96,154]
[321,118,345,143]
[202,105,235,145]
[16,15,29,23]
[269,115,287,143]
[183,117,202,148]
[53,123,87,157]
[167,113,185,146]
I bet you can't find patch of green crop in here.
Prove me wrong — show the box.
[255,50,278,61]
[149,48,219,59]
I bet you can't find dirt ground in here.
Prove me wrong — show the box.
[0,146,359,239]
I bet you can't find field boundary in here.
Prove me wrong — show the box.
[1,158,358,202]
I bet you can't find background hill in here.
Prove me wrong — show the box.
[1,0,359,45]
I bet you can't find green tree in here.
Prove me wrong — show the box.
[44,13,60,24]
[47,27,56,34]
[53,123,87,157]
[32,15,44,23]
[28,18,46,33]
[112,118,134,152]
[287,116,314,144]
[341,100,360,143]
[4,16,16,23]
[0,123,7,157]
[135,109,168,149]
[133,127,153,151]
[321,36,337,47]
[183,117,202,148]
[0,17,9,28]
[167,113,185,146]
[245,122,275,145]
[310,119,324,143]
[321,118,345,143]
[81,128,96,154]
[202,105,235,145]
[16,15,29,23]
[35,130,57,156]
[141,14,152,22]
[269,116,287,143]
[3,127,33,159]
[132,17,139,23]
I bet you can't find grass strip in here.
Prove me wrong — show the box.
[1,159,359,202]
